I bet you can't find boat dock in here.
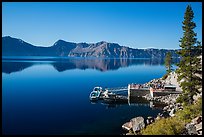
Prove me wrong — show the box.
[97,85,150,103]
[105,86,128,93]
[128,84,150,99]
[90,82,182,103]
[150,88,182,98]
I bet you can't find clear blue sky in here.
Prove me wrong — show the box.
[2,2,202,49]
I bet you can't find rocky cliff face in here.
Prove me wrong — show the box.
[2,36,180,58]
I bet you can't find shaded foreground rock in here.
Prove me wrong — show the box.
[122,122,132,131]
[130,117,145,132]
[122,116,146,134]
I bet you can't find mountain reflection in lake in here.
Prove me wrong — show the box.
[2,57,179,74]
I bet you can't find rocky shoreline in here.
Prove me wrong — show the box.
[122,93,183,135]
[121,72,202,135]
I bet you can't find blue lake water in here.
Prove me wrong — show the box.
[2,57,178,135]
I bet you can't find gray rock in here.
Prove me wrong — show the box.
[156,115,161,120]
[198,130,202,135]
[146,116,154,125]
[169,108,175,117]
[163,106,168,111]
[195,122,202,131]
[122,121,132,131]
[193,93,201,102]
[126,132,134,135]
[130,117,145,132]
[186,123,197,135]
[169,104,173,109]
[146,119,150,125]
[192,116,202,125]
[178,106,182,111]
[147,116,153,119]
[177,102,182,106]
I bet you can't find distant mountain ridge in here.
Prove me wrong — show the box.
[2,36,180,58]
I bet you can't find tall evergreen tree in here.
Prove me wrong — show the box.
[165,52,173,74]
[176,5,202,105]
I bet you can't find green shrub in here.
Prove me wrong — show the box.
[176,97,202,123]
[141,97,202,135]
[176,94,189,104]
[176,107,192,123]
[141,117,185,135]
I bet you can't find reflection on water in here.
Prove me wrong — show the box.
[91,97,167,110]
[2,57,180,74]
[2,57,178,135]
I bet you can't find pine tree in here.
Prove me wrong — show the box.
[176,5,202,105]
[165,52,173,74]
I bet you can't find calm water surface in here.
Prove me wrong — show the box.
[2,57,177,135]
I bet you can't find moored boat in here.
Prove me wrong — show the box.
[89,87,103,101]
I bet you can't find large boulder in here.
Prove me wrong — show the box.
[130,117,145,132]
[122,121,132,131]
